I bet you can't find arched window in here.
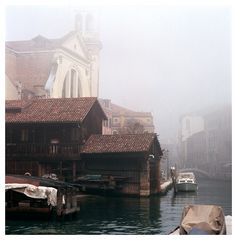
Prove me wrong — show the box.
[62,71,69,98]
[78,74,82,97]
[112,130,118,135]
[71,69,77,97]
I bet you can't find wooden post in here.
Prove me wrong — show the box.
[73,161,77,181]
[140,158,150,197]
[170,167,177,193]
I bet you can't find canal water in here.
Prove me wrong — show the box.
[5,179,232,235]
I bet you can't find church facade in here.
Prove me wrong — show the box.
[5,13,102,100]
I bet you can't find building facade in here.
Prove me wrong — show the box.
[100,99,155,135]
[178,105,232,180]
[5,13,102,100]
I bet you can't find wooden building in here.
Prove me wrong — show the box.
[6,97,107,181]
[80,133,162,196]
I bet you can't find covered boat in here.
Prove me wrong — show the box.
[176,172,198,192]
[5,175,80,219]
[170,204,231,235]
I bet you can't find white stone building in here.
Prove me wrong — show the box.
[5,13,102,100]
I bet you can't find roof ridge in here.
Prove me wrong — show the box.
[82,133,158,154]
[5,97,105,123]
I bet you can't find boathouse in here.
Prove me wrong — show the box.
[5,98,107,181]
[80,133,163,196]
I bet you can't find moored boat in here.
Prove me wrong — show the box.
[176,172,197,192]
[169,204,231,235]
[5,174,81,220]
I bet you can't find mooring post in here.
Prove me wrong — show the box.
[170,167,177,193]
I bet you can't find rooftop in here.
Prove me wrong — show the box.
[81,133,159,154]
[6,97,106,123]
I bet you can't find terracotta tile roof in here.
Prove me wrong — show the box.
[111,103,152,117]
[5,100,30,109]
[6,97,106,123]
[5,31,77,53]
[81,133,157,154]
[6,35,61,52]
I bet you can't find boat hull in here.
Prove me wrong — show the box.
[176,182,197,192]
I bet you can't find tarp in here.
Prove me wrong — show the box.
[179,204,226,235]
[6,183,57,206]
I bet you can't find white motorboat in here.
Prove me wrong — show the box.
[176,172,198,192]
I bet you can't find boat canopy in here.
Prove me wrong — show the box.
[178,172,195,179]
[179,204,226,235]
[5,183,57,206]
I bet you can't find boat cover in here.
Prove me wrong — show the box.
[6,183,57,206]
[179,204,226,235]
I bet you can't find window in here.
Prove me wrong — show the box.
[71,69,77,97]
[108,118,112,128]
[103,120,108,128]
[78,75,82,97]
[71,128,80,141]
[113,118,119,123]
[21,129,29,142]
[62,72,69,98]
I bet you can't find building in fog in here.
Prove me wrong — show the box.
[100,99,155,135]
[5,13,102,100]
[80,133,162,196]
[5,98,107,181]
[178,105,232,180]
[178,114,205,168]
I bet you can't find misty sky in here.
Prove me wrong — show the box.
[5,5,231,140]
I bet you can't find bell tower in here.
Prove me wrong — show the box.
[74,10,102,97]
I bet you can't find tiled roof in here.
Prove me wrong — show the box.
[5,100,30,109]
[5,31,77,53]
[111,103,152,117]
[81,133,157,154]
[6,35,61,52]
[6,97,106,123]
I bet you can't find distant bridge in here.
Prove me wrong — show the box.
[179,168,210,179]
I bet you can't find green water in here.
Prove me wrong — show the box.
[5,179,232,234]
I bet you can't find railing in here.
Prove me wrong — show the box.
[6,143,81,157]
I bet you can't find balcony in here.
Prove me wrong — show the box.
[6,143,81,160]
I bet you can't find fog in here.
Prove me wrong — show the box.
[5,5,231,140]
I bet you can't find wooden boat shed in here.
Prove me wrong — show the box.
[5,97,107,181]
[80,133,163,196]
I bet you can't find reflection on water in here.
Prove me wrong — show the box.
[6,179,231,235]
[171,192,197,206]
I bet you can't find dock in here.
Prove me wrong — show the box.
[160,179,173,194]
